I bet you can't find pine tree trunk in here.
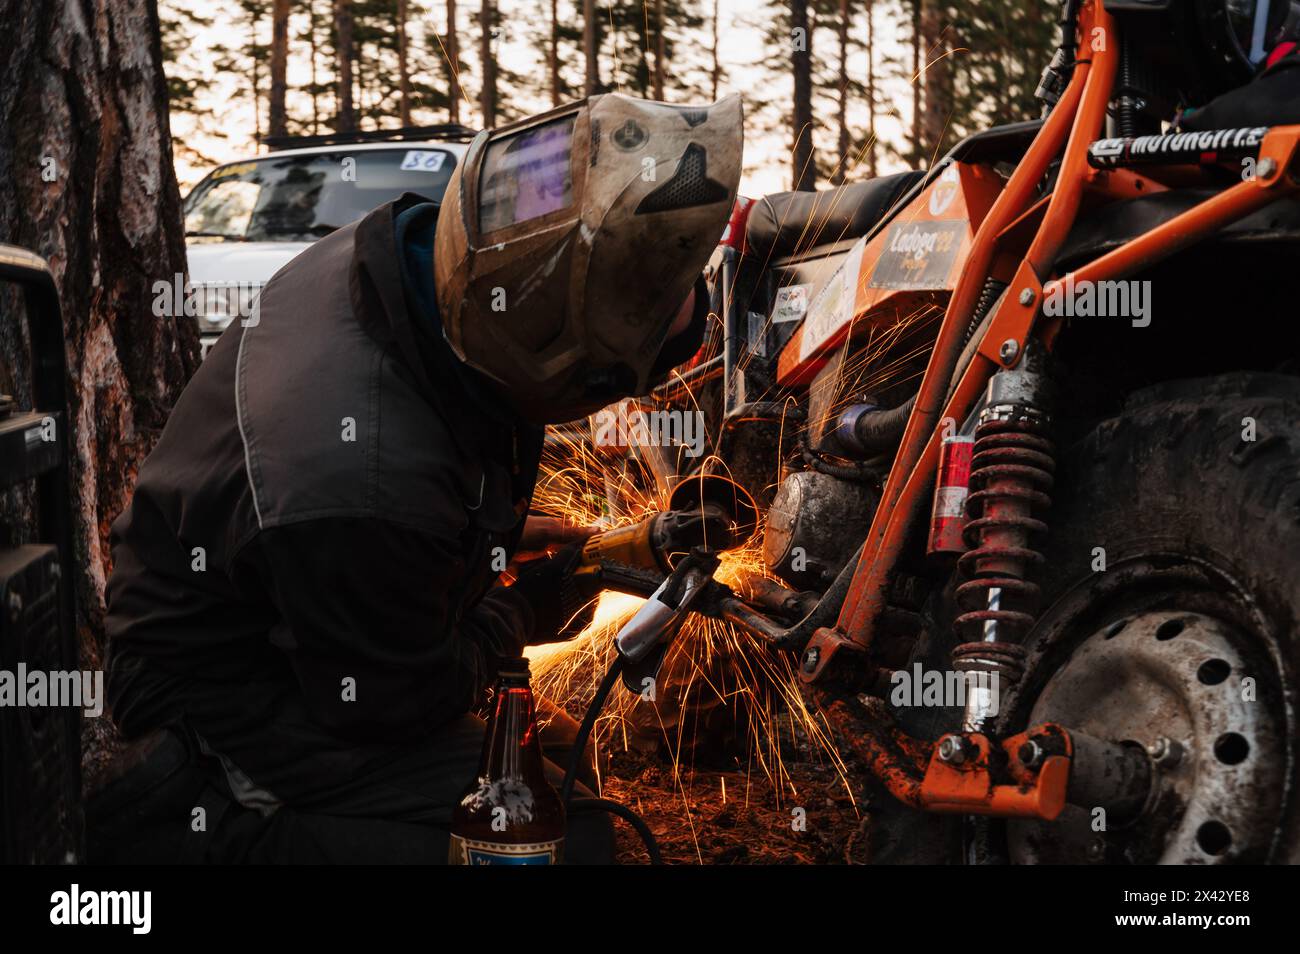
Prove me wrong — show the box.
[710,0,721,101]
[309,0,321,133]
[269,0,290,138]
[334,0,356,132]
[866,0,877,176]
[791,0,816,191]
[447,0,461,124]
[921,0,952,162]
[356,33,366,126]
[479,0,496,126]
[549,0,560,106]
[653,0,665,101]
[0,0,197,661]
[397,0,412,125]
[833,0,850,185]
[911,0,922,163]
[250,13,263,143]
[583,0,599,96]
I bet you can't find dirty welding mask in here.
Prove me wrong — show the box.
[434,93,743,424]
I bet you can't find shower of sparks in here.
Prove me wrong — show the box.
[524,418,856,832]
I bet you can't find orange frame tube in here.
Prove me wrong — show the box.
[829,2,1300,654]
[835,1,1112,643]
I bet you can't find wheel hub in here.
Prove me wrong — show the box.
[1008,610,1285,863]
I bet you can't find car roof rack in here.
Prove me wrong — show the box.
[259,123,480,151]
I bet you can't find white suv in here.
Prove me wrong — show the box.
[182,127,473,356]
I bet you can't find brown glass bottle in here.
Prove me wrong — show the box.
[449,657,566,864]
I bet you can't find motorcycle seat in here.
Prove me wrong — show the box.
[744,170,924,260]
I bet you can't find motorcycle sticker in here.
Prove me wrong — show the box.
[771,283,811,324]
[869,220,965,291]
[798,237,867,362]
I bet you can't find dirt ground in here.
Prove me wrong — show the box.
[584,723,879,865]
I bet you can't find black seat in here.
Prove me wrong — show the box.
[1181,52,1300,130]
[744,170,924,259]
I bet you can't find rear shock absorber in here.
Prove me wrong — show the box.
[952,349,1054,732]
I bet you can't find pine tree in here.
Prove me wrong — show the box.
[158,1,216,165]
[479,0,496,124]
[1,0,197,670]
[948,0,1054,137]
[902,0,1055,161]
[334,0,357,131]
[268,0,291,137]
[791,0,816,190]
[210,0,272,143]
[397,0,413,124]
[583,0,599,95]
[303,0,327,133]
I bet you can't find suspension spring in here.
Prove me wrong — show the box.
[951,407,1055,690]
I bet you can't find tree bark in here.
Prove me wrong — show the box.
[447,0,461,124]
[833,0,850,185]
[583,0,599,96]
[710,0,721,101]
[269,0,290,138]
[910,0,922,162]
[250,12,262,143]
[921,0,952,162]
[334,0,356,132]
[866,0,876,176]
[309,0,321,133]
[397,0,412,125]
[479,0,496,126]
[791,0,816,190]
[653,0,665,101]
[0,0,197,658]
[549,0,560,106]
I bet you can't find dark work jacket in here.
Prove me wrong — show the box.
[104,196,544,800]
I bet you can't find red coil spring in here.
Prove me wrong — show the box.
[952,413,1054,684]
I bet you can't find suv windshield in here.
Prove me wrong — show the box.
[183,147,457,242]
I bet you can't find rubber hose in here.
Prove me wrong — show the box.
[848,394,917,451]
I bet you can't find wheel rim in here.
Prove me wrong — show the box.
[1007,609,1286,863]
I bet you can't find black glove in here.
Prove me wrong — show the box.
[509,543,595,644]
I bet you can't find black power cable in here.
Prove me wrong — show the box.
[558,654,665,865]
[570,798,664,866]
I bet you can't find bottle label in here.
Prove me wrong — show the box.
[449,835,564,866]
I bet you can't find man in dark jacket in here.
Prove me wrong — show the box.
[90,92,743,864]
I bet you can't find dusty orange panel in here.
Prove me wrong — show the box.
[776,162,1004,387]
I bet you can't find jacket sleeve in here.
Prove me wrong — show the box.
[236,515,536,742]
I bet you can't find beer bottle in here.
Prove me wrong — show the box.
[449,656,566,864]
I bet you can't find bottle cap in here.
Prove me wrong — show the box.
[497,656,531,679]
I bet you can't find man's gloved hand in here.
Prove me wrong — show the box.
[513,516,595,559]
[510,542,596,644]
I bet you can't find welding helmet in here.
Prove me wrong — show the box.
[434,93,743,424]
